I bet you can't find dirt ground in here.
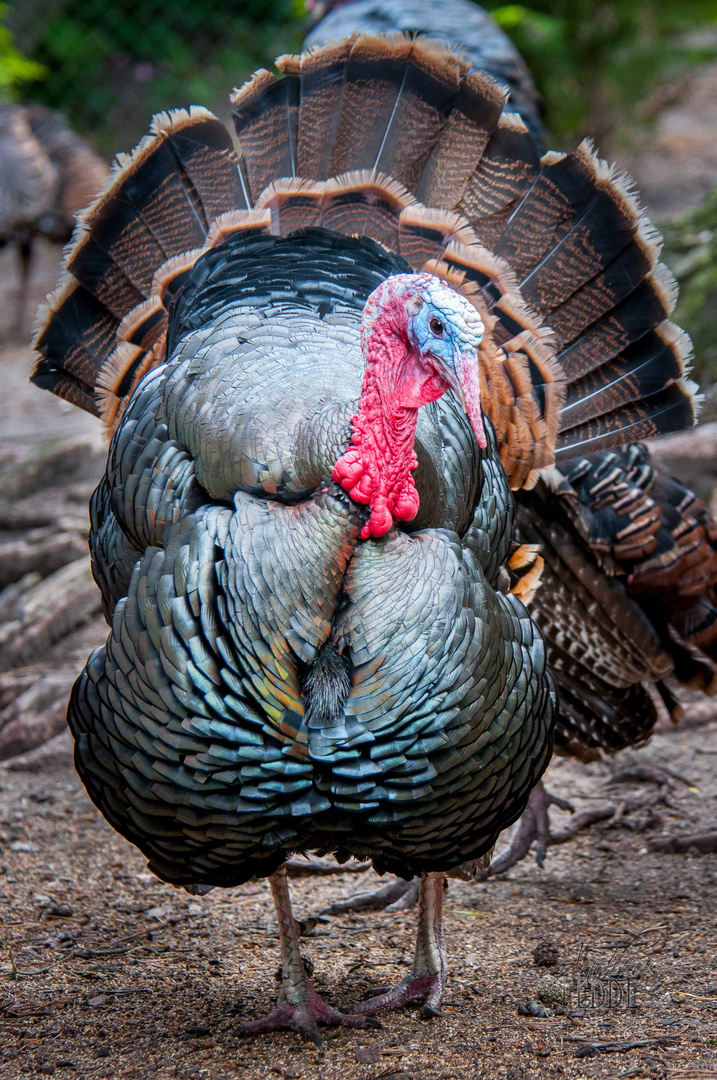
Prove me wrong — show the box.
[1,705,716,1080]
[1,129,717,1079]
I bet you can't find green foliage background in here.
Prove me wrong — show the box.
[485,1,717,146]
[0,1,46,96]
[6,0,303,153]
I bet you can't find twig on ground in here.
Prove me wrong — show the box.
[285,855,370,876]
[649,831,717,854]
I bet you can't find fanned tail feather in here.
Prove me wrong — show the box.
[32,109,256,424]
[33,35,698,472]
[494,144,698,460]
[296,40,351,179]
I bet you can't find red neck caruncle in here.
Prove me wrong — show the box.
[333,279,457,540]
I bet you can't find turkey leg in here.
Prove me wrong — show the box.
[239,864,381,1044]
[355,871,447,1019]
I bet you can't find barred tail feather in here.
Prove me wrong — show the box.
[555,381,698,459]
[32,108,249,417]
[34,35,698,473]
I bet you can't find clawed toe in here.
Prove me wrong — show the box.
[354,972,440,1016]
[476,780,575,877]
[351,873,447,1018]
[241,867,445,1041]
[239,981,382,1044]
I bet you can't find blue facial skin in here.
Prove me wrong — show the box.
[409,302,459,373]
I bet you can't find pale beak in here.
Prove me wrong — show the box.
[440,347,486,449]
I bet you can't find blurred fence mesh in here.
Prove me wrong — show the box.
[7,0,303,156]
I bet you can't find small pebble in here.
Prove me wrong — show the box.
[518,1000,552,1018]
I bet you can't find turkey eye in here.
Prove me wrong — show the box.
[429,317,445,337]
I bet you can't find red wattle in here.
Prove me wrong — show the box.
[334,275,484,540]
[393,484,420,521]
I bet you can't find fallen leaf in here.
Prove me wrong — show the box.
[444,909,490,916]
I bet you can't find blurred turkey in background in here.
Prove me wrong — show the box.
[0,103,107,332]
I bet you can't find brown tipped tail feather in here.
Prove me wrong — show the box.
[33,34,698,484]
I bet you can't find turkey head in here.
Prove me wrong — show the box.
[335,273,487,537]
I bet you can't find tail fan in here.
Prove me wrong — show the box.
[33,36,698,478]
[32,107,249,426]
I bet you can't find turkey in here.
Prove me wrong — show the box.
[0,104,107,334]
[32,30,697,1041]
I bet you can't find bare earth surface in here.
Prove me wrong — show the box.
[1,710,717,1080]
[1,171,716,1079]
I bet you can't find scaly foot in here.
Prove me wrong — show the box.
[353,872,446,1020]
[239,864,381,1044]
[356,970,444,1020]
[240,977,380,1044]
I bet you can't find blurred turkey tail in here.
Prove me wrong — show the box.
[32,107,247,419]
[557,443,717,683]
[515,483,674,758]
[671,599,717,668]
[632,464,717,668]
[24,105,109,239]
[516,442,717,762]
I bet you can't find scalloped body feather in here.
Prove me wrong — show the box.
[31,29,697,888]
